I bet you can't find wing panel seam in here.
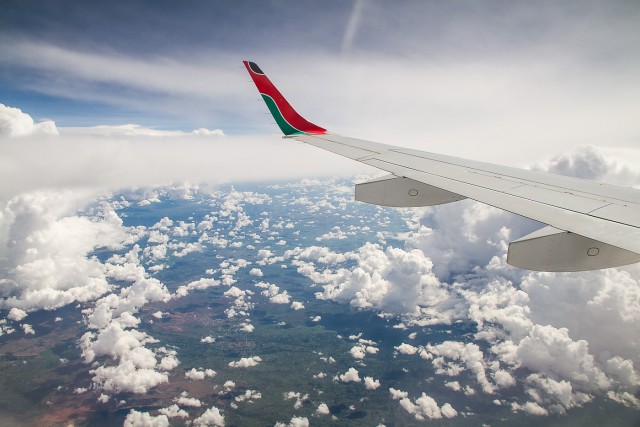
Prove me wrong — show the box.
[367,157,639,230]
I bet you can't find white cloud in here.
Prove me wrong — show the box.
[444,381,461,392]
[274,416,309,427]
[79,264,174,394]
[262,283,290,304]
[283,391,309,410]
[62,124,223,138]
[174,277,220,298]
[398,393,457,420]
[335,367,361,383]
[239,323,255,333]
[0,191,130,312]
[223,286,245,298]
[511,401,549,416]
[607,391,640,409]
[192,406,225,427]
[249,268,263,277]
[389,388,408,400]
[516,325,609,390]
[7,308,27,321]
[0,103,58,137]
[316,403,330,415]
[228,356,262,368]
[123,410,169,427]
[158,404,189,419]
[0,123,363,204]
[185,368,216,380]
[175,394,202,407]
[395,343,419,355]
[290,301,305,311]
[364,376,381,390]
[424,341,495,394]
[349,345,366,359]
[234,389,262,403]
[201,336,215,344]
[280,150,640,415]
[90,360,168,394]
[297,242,462,321]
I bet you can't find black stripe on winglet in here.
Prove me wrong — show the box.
[248,62,264,74]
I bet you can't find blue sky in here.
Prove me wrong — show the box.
[2,0,639,136]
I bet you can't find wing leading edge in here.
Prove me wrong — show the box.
[244,60,640,272]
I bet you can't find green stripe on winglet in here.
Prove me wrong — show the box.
[261,94,303,135]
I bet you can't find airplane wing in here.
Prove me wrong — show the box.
[243,60,640,272]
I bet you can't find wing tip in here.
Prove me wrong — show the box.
[243,61,328,136]
[243,60,264,75]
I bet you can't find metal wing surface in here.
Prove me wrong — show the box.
[243,60,640,271]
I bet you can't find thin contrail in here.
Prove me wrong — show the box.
[341,0,365,55]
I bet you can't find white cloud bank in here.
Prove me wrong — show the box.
[0,104,367,204]
[292,149,640,415]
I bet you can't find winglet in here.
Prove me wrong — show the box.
[243,61,327,135]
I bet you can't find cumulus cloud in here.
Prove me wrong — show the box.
[228,356,262,368]
[389,387,409,400]
[258,282,291,304]
[335,367,361,383]
[269,291,291,304]
[249,268,263,277]
[281,148,640,415]
[295,243,462,321]
[78,245,174,394]
[175,395,202,408]
[0,193,179,394]
[158,404,189,419]
[0,191,130,312]
[364,376,381,390]
[0,103,58,137]
[123,410,169,427]
[7,308,27,321]
[316,403,330,415]
[234,389,262,403]
[397,393,458,420]
[423,341,496,394]
[192,406,225,427]
[239,322,255,333]
[290,301,305,310]
[283,391,309,410]
[395,343,419,355]
[274,416,309,427]
[185,368,217,380]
